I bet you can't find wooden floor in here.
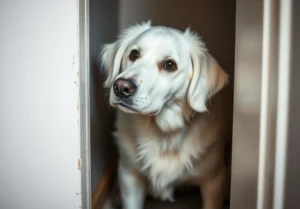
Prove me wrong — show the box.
[145,194,230,209]
[145,193,202,209]
[101,193,230,209]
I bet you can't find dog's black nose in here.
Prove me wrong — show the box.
[113,78,137,98]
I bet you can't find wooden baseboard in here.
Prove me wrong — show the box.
[92,157,118,209]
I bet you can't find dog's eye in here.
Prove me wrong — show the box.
[163,60,177,71]
[129,50,139,61]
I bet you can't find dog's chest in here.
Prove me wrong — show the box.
[116,126,200,193]
[136,137,189,187]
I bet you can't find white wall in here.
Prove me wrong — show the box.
[0,1,82,209]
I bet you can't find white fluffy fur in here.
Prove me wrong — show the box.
[101,21,229,209]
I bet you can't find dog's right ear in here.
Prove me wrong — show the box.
[184,29,229,112]
[101,20,152,88]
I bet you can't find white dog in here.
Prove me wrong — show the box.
[101,21,229,209]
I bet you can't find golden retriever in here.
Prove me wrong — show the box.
[101,21,229,209]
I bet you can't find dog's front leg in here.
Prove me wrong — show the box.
[118,162,146,209]
[200,167,225,209]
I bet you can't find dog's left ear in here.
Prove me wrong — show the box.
[184,29,229,112]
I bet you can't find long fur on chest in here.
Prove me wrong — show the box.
[113,109,221,200]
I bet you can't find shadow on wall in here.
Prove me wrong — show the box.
[90,0,119,190]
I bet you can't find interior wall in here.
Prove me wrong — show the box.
[89,0,119,190]
[231,1,263,208]
[286,0,300,207]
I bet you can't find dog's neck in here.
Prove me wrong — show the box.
[118,100,198,136]
[153,100,196,134]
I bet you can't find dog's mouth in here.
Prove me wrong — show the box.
[119,102,138,113]
[113,101,159,116]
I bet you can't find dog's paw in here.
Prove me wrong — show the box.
[153,187,176,203]
[103,198,122,209]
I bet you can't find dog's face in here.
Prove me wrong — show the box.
[105,26,193,115]
[101,21,228,117]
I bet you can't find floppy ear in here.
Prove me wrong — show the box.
[101,20,152,88]
[184,29,229,112]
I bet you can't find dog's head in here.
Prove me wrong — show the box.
[101,21,228,131]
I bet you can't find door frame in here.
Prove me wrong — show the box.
[79,0,92,208]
